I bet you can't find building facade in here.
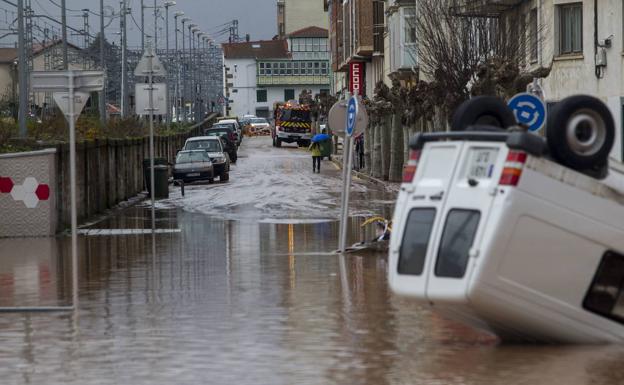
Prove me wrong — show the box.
[457,0,624,162]
[223,32,331,119]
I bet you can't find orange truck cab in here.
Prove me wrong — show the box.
[272,101,312,148]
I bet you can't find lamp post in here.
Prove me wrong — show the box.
[120,0,128,117]
[189,24,198,121]
[163,1,176,125]
[191,26,200,122]
[141,0,145,51]
[99,0,106,124]
[174,11,184,123]
[180,18,191,122]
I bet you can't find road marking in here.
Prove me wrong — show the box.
[77,229,181,236]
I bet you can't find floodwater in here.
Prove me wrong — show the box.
[0,137,623,385]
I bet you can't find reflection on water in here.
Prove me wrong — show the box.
[0,208,623,384]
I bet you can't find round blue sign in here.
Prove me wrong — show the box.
[346,96,358,136]
[508,93,546,132]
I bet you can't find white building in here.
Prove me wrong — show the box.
[223,28,331,119]
[458,0,624,162]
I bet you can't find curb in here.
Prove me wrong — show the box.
[330,158,401,193]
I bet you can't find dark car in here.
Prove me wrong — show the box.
[204,127,238,163]
[172,150,214,184]
[212,122,240,146]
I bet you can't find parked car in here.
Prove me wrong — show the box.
[203,127,238,163]
[389,95,624,343]
[212,122,240,146]
[217,118,243,145]
[182,136,230,182]
[172,150,214,184]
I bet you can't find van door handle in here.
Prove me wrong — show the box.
[430,191,444,201]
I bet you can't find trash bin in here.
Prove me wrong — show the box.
[319,139,333,159]
[143,158,169,199]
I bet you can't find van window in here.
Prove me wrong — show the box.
[435,210,480,278]
[583,251,624,325]
[398,208,436,276]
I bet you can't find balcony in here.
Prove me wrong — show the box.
[257,75,330,86]
[452,0,526,17]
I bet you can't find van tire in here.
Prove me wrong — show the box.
[276,138,282,148]
[451,96,516,131]
[546,95,614,170]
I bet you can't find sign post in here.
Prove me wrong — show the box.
[135,42,167,232]
[338,94,359,253]
[1,70,104,314]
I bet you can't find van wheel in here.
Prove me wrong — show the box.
[451,96,516,131]
[276,138,282,148]
[546,95,614,170]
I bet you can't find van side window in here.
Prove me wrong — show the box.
[435,210,481,279]
[583,251,624,325]
[398,209,436,276]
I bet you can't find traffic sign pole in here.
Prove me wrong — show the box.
[338,93,359,253]
[68,72,78,313]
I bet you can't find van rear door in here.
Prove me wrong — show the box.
[390,142,464,298]
[425,142,507,302]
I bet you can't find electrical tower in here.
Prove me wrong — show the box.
[229,20,239,43]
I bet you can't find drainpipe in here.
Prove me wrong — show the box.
[594,0,601,79]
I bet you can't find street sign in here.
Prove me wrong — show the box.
[53,92,90,124]
[346,96,358,137]
[135,83,167,115]
[31,71,105,92]
[508,92,547,132]
[134,47,167,77]
[329,97,368,137]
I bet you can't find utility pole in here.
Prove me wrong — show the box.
[82,9,89,68]
[121,0,128,117]
[180,17,190,122]
[153,0,158,51]
[141,0,145,52]
[164,2,176,126]
[99,0,106,124]
[17,0,26,137]
[61,0,68,70]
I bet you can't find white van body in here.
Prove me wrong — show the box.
[389,133,624,343]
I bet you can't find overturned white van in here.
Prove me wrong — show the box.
[389,95,624,343]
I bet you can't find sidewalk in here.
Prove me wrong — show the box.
[330,155,401,194]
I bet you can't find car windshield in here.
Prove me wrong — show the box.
[213,124,235,130]
[281,109,310,122]
[206,130,230,137]
[185,140,222,152]
[250,118,268,124]
[176,151,211,164]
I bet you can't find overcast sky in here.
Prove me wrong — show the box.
[1,0,277,48]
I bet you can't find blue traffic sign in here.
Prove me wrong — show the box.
[508,93,546,132]
[346,96,358,137]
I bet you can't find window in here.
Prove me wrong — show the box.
[584,251,624,325]
[306,38,313,52]
[284,89,295,101]
[529,8,538,62]
[398,209,436,276]
[435,210,481,278]
[257,89,267,103]
[557,3,583,55]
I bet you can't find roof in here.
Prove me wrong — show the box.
[0,40,83,64]
[288,26,328,38]
[222,40,290,60]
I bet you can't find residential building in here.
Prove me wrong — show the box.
[223,33,330,119]
[386,0,418,83]
[455,0,624,162]
[279,0,329,36]
[328,0,375,97]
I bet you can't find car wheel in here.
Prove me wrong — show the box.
[451,96,516,131]
[276,138,282,148]
[208,178,215,184]
[546,95,615,171]
[220,172,229,182]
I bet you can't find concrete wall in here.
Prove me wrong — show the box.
[285,0,328,34]
[0,149,57,237]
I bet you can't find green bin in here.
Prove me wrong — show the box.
[143,158,169,199]
[319,139,333,159]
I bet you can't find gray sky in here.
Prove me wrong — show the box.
[1,0,277,48]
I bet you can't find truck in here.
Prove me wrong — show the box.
[388,94,624,343]
[272,101,313,148]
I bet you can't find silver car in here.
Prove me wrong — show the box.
[172,150,214,184]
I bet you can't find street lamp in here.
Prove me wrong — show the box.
[189,24,198,121]
[174,10,184,123]
[163,1,176,125]
[191,27,200,122]
[180,17,191,121]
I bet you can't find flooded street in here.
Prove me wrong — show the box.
[1,137,623,385]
